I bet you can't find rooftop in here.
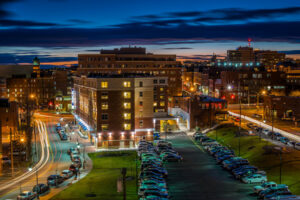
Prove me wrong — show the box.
[85,73,155,79]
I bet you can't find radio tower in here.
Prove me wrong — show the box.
[248,38,252,47]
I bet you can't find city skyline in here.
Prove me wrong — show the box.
[0,0,300,66]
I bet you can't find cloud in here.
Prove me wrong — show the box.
[162,47,193,50]
[278,50,300,55]
[67,19,93,24]
[0,0,19,18]
[0,20,299,48]
[0,19,58,27]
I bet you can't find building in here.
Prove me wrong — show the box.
[0,65,33,79]
[77,47,182,97]
[32,57,41,78]
[220,70,286,104]
[254,50,286,70]
[53,70,73,112]
[73,74,168,148]
[6,76,55,108]
[227,47,255,65]
[0,99,19,143]
[169,95,227,129]
[263,96,300,123]
[286,67,300,95]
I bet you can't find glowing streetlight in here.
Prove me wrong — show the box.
[227,85,232,90]
[28,167,33,171]
[261,90,266,95]
[29,94,35,99]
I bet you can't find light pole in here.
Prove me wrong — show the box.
[238,80,241,157]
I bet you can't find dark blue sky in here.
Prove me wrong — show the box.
[0,0,300,65]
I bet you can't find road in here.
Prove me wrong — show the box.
[0,113,83,200]
[165,132,256,200]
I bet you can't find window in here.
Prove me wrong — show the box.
[139,92,143,97]
[139,101,143,106]
[101,81,108,88]
[153,79,158,84]
[101,92,108,99]
[101,124,108,131]
[160,95,164,99]
[139,81,143,87]
[101,114,108,120]
[139,120,143,128]
[124,113,131,120]
[153,102,157,107]
[123,81,131,88]
[124,123,131,130]
[159,79,165,84]
[160,102,165,107]
[124,102,131,109]
[101,102,108,110]
[124,92,131,99]
[252,74,257,78]
[160,88,164,92]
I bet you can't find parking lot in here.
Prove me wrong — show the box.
[164,132,256,200]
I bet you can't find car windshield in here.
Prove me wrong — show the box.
[20,193,27,196]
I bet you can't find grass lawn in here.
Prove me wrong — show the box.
[51,151,139,200]
[206,125,300,194]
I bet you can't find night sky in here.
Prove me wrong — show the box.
[0,0,300,66]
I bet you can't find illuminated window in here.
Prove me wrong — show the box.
[124,123,131,130]
[101,124,108,131]
[101,92,108,99]
[153,102,157,107]
[160,95,164,99]
[124,102,131,109]
[101,102,108,110]
[139,101,143,106]
[124,113,131,120]
[160,88,164,92]
[123,81,131,88]
[101,81,108,88]
[139,120,143,128]
[124,92,131,99]
[160,102,165,107]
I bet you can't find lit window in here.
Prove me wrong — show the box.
[160,88,164,92]
[153,102,157,107]
[124,113,131,120]
[124,123,131,130]
[101,92,108,99]
[124,102,131,109]
[124,92,131,99]
[101,102,108,110]
[160,95,164,99]
[123,81,131,88]
[160,102,165,107]
[139,120,143,128]
[101,124,108,131]
[101,81,108,88]
[139,101,143,106]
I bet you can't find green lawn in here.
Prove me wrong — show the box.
[51,151,139,200]
[206,125,300,194]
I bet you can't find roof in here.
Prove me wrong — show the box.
[86,73,154,79]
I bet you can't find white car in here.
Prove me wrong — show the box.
[242,174,267,184]
[61,169,73,179]
[17,191,36,200]
[253,181,277,194]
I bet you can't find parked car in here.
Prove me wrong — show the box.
[253,182,277,194]
[242,173,267,184]
[140,180,167,189]
[47,175,64,186]
[17,191,36,200]
[61,170,73,179]
[32,183,50,195]
[161,153,182,162]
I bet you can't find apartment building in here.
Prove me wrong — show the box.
[73,73,168,148]
[77,47,182,97]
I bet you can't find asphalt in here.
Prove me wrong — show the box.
[165,132,257,200]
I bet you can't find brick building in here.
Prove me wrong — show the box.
[73,74,168,148]
[77,47,183,97]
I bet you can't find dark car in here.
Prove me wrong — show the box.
[32,183,50,194]
[47,175,64,186]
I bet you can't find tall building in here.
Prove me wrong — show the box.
[227,47,255,65]
[73,74,168,148]
[77,47,182,97]
[254,50,286,69]
[32,57,41,78]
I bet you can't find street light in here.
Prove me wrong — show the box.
[227,85,232,90]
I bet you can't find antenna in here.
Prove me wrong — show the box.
[248,38,252,47]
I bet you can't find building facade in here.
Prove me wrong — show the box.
[77,47,182,97]
[73,74,168,148]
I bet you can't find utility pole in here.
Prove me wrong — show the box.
[121,168,127,200]
[238,80,241,157]
[10,128,14,177]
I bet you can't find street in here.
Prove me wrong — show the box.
[0,113,91,200]
[165,132,256,200]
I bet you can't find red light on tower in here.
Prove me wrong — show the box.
[248,38,252,47]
